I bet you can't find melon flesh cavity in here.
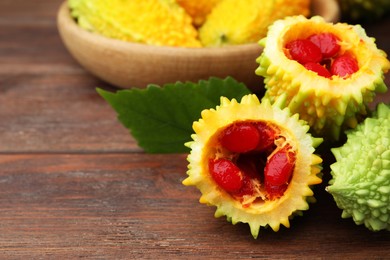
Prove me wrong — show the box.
[256,15,390,141]
[183,94,323,238]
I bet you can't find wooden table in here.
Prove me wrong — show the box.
[1,1,389,258]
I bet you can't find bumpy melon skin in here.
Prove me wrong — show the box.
[68,0,201,47]
[327,103,390,231]
[199,0,310,46]
[256,15,390,141]
[183,94,323,238]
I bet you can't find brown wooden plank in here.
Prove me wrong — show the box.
[0,73,140,153]
[0,0,63,23]
[0,23,79,75]
[0,153,388,259]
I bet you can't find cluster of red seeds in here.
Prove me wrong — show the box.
[285,32,359,78]
[208,121,296,201]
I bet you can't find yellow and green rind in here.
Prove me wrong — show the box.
[199,0,310,47]
[256,15,390,141]
[183,94,323,238]
[68,0,201,47]
[327,103,390,231]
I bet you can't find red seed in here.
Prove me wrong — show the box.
[304,62,332,78]
[255,122,278,152]
[264,147,296,199]
[209,158,243,193]
[330,54,359,78]
[233,174,255,198]
[308,33,340,58]
[286,39,322,64]
[265,184,288,200]
[220,122,260,153]
[264,148,296,186]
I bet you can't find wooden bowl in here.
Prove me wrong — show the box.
[57,0,340,89]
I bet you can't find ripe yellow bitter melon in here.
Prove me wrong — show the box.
[68,0,201,47]
[198,0,310,46]
[256,15,390,140]
[183,94,323,238]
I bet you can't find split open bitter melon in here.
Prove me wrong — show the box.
[68,0,201,47]
[183,94,323,238]
[256,15,390,141]
[327,103,390,231]
[199,0,310,46]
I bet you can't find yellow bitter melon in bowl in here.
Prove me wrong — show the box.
[256,15,390,140]
[183,94,323,238]
[198,0,311,47]
[68,0,201,47]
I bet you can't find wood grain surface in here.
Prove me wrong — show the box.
[1,1,389,259]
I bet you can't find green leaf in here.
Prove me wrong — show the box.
[97,77,252,153]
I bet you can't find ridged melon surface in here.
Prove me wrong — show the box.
[327,103,390,231]
[183,95,323,238]
[256,16,390,140]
